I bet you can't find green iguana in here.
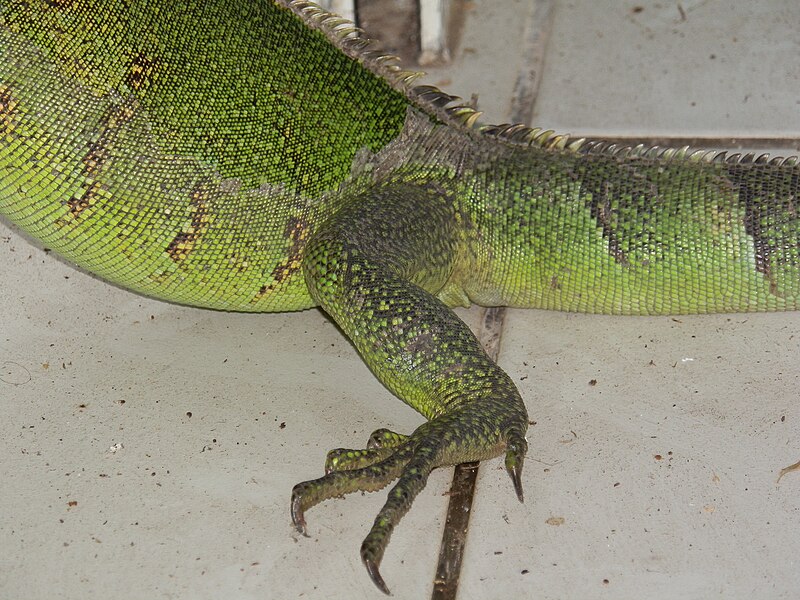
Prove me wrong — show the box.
[1,0,798,594]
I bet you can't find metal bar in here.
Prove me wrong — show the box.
[430,460,480,599]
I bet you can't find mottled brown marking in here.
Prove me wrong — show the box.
[81,140,112,176]
[577,158,665,267]
[0,84,19,136]
[67,181,103,217]
[728,164,800,294]
[126,54,157,91]
[166,182,212,261]
[251,216,310,301]
[404,331,434,355]
[593,186,629,266]
[64,101,136,219]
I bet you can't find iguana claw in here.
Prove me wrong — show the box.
[505,433,527,503]
[363,556,391,596]
[290,490,309,536]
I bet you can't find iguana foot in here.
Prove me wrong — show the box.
[291,398,528,595]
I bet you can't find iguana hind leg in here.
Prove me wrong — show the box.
[292,179,529,594]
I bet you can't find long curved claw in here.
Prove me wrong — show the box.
[290,485,309,535]
[505,432,528,502]
[363,556,391,595]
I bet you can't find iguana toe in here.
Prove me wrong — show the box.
[367,428,409,449]
[324,428,409,473]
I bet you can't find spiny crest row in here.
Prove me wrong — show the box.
[285,1,798,167]
[574,141,799,166]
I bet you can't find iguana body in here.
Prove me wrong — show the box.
[1,0,798,593]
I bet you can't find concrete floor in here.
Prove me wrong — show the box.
[2,1,799,599]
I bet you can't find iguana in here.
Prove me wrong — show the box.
[1,0,798,594]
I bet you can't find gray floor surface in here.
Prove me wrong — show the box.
[2,1,799,599]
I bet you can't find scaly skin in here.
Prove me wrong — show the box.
[1,0,798,594]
